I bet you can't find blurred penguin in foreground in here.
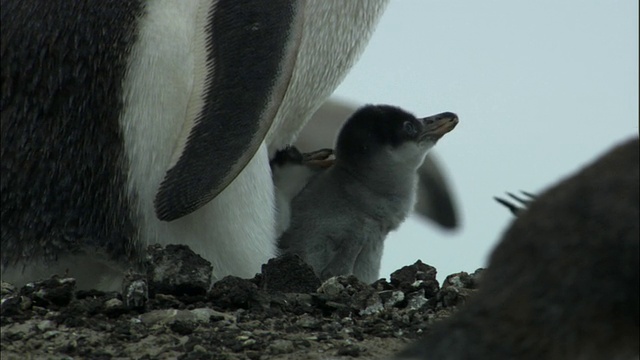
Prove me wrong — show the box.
[396,137,639,360]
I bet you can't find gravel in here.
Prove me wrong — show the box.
[1,245,482,359]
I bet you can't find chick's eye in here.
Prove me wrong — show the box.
[403,121,417,135]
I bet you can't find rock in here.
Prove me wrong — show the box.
[1,282,16,297]
[138,309,183,326]
[316,275,383,317]
[337,344,363,357]
[258,254,321,293]
[190,308,231,323]
[269,339,294,354]
[380,290,405,308]
[441,270,483,290]
[359,297,383,316]
[1,251,464,359]
[104,298,126,317]
[296,314,321,329]
[282,293,315,313]
[138,307,224,327]
[42,330,59,339]
[104,298,123,308]
[406,289,428,310]
[121,269,148,309]
[20,276,76,308]
[170,320,196,335]
[36,319,55,332]
[1,294,32,317]
[317,277,346,299]
[434,270,483,309]
[208,276,267,310]
[1,321,34,340]
[146,244,212,296]
[390,260,439,298]
[193,344,208,353]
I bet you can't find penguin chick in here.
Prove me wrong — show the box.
[271,146,334,237]
[396,137,639,360]
[278,105,458,283]
[298,98,460,229]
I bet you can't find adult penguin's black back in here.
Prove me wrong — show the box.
[1,1,142,265]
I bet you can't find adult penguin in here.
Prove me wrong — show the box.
[1,0,389,290]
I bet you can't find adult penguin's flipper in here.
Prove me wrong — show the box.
[414,154,459,229]
[154,1,305,221]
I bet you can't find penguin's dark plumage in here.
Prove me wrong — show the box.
[1,1,390,289]
[396,137,640,360]
[1,0,143,266]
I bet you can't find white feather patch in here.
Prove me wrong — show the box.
[121,0,276,280]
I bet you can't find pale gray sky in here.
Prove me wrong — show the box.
[333,0,639,282]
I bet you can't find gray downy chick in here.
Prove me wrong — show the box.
[278,105,458,283]
[396,137,639,360]
[271,146,334,237]
[297,98,460,229]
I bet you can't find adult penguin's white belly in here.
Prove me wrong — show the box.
[0,0,389,290]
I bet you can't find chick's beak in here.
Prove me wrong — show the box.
[419,112,459,141]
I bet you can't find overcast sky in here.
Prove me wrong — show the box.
[332,0,639,282]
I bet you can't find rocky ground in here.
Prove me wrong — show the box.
[1,245,482,360]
